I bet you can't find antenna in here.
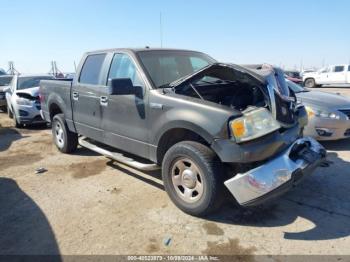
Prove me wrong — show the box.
[7,61,20,75]
[160,12,163,48]
[74,61,77,72]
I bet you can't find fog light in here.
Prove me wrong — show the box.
[316,128,333,137]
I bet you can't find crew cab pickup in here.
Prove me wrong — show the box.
[40,48,326,216]
[303,64,350,88]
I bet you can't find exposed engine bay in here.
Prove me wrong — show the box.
[174,64,268,112]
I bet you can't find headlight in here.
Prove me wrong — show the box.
[305,106,340,120]
[229,108,280,143]
[16,97,32,106]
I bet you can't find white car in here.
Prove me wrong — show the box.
[4,74,53,127]
[303,65,350,88]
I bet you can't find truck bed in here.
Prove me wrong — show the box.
[40,79,73,124]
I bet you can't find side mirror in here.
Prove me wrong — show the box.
[2,87,10,93]
[109,78,135,95]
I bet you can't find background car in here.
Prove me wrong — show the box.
[0,75,14,112]
[5,74,54,127]
[286,79,350,140]
[285,70,303,85]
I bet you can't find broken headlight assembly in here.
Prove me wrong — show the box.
[229,107,280,143]
[16,97,32,106]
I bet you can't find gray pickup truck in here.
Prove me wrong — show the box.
[40,48,326,216]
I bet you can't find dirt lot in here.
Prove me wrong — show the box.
[1,87,350,256]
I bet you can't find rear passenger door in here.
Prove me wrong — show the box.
[72,53,108,142]
[329,65,346,84]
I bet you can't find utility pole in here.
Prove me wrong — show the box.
[7,61,20,75]
[49,61,63,78]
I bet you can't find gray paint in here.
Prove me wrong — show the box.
[40,48,304,164]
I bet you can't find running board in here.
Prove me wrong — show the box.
[78,137,160,171]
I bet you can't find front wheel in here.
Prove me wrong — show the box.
[7,107,13,119]
[304,78,316,88]
[0,105,7,113]
[13,111,23,128]
[162,141,223,216]
[52,114,78,153]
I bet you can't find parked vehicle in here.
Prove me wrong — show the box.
[0,75,14,112]
[303,65,350,88]
[40,49,326,216]
[0,69,6,76]
[286,79,350,140]
[284,70,303,85]
[5,74,54,127]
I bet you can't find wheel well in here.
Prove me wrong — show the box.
[49,103,63,120]
[156,128,210,165]
[304,77,314,82]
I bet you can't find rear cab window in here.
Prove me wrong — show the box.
[79,54,107,85]
[334,66,345,72]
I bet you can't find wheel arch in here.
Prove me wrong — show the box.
[154,121,215,165]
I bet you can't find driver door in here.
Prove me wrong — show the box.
[101,53,150,159]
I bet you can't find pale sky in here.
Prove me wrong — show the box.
[1,0,349,73]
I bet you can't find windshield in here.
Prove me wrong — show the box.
[17,76,53,90]
[286,79,308,93]
[137,51,216,88]
[0,76,13,86]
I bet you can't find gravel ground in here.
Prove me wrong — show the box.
[1,87,350,256]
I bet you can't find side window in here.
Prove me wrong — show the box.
[79,54,106,85]
[348,65,350,72]
[108,53,143,86]
[190,57,210,71]
[334,66,345,73]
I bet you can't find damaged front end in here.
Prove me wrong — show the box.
[170,63,325,206]
[224,137,326,206]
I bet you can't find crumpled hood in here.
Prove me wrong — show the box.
[296,90,350,109]
[16,86,39,98]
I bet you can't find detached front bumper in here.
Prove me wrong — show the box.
[224,137,326,206]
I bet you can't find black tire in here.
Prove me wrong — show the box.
[13,111,23,128]
[52,113,78,153]
[162,141,224,216]
[7,107,13,119]
[304,78,316,88]
[0,105,7,113]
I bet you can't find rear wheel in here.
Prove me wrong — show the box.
[52,114,78,153]
[304,78,316,88]
[162,141,223,216]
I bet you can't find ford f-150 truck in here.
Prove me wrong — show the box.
[40,48,326,216]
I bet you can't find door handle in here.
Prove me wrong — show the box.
[72,92,79,101]
[100,96,108,106]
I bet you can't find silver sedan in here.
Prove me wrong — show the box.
[287,79,350,140]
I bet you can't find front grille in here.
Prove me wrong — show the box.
[339,109,350,119]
